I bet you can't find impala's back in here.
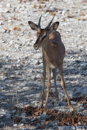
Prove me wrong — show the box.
[46,30,65,68]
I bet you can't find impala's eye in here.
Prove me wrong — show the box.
[41,33,47,40]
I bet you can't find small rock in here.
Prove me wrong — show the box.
[11,110,16,114]
[0,115,5,119]
[21,117,26,123]
[0,21,4,25]
[1,96,7,100]
[5,113,11,119]
[37,123,41,127]
[31,100,39,107]
[13,124,17,127]
[36,60,41,65]
[40,114,49,120]
[49,104,54,107]
[21,113,27,118]
[6,10,11,13]
[0,122,4,126]
[84,14,87,20]
[48,120,59,127]
[59,102,67,106]
[58,126,70,130]
[76,126,86,130]
[33,53,42,59]
[71,101,77,105]
[36,74,42,79]
[6,3,12,8]
[30,75,36,80]
[82,86,87,95]
[0,109,7,115]
[20,123,24,126]
[31,117,36,122]
[71,126,75,130]
[58,10,62,14]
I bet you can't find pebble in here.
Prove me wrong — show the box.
[31,117,36,122]
[11,110,16,114]
[5,113,11,119]
[40,114,49,120]
[48,120,59,127]
[36,74,42,79]
[21,118,26,123]
[71,126,75,130]
[13,124,18,127]
[0,122,4,126]
[0,115,5,119]
[21,113,27,118]
[0,109,7,115]
[6,3,12,8]
[19,123,24,126]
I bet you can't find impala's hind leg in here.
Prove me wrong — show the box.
[59,65,73,112]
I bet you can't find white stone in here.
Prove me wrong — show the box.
[20,123,24,126]
[33,53,42,59]
[36,74,42,79]
[0,109,7,115]
[13,124,17,127]
[71,126,75,130]
[6,3,12,8]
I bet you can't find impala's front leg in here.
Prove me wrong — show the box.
[59,65,73,112]
[40,52,46,107]
[44,66,51,112]
[52,68,59,103]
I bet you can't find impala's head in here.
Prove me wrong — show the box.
[28,16,59,49]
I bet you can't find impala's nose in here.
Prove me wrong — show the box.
[33,38,39,49]
[33,44,38,49]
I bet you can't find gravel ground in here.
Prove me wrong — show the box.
[0,0,87,129]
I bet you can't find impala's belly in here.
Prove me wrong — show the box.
[45,54,64,69]
[43,32,65,69]
[47,60,56,69]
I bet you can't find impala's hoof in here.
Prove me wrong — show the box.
[70,106,73,112]
[43,111,47,115]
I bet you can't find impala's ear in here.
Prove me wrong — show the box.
[50,22,59,31]
[28,21,38,31]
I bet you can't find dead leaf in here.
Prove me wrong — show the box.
[13,25,21,31]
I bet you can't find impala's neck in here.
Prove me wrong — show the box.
[42,34,52,57]
[41,34,50,48]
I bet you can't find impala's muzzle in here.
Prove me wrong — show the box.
[33,39,40,50]
[33,44,39,50]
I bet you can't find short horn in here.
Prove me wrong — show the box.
[38,16,42,28]
[45,17,54,29]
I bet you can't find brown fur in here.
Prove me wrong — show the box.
[43,31,65,68]
[28,19,73,113]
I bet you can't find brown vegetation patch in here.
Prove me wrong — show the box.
[13,106,87,126]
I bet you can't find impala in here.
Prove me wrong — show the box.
[28,16,73,112]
